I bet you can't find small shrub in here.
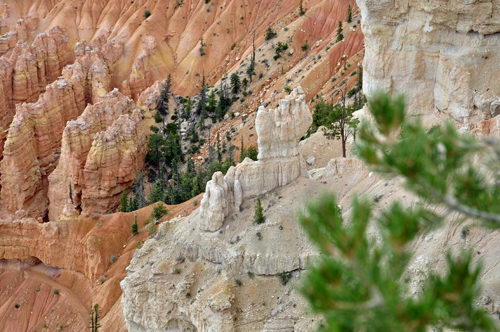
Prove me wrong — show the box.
[53,289,60,295]
[347,88,358,98]
[299,0,306,15]
[235,279,242,286]
[248,271,255,279]
[14,303,20,309]
[301,40,309,52]
[256,232,263,240]
[174,268,181,274]
[277,272,292,285]
[193,199,199,206]
[284,86,291,93]
[43,324,47,328]
[186,292,191,297]
[154,111,163,123]
[152,203,168,220]
[85,214,89,218]
[265,27,277,40]
[144,9,151,18]
[131,213,139,235]
[92,215,99,220]
[35,287,40,292]
[231,42,236,50]
[110,255,118,264]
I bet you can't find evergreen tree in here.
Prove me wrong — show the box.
[146,133,166,175]
[312,97,359,158]
[157,74,171,116]
[231,73,241,94]
[216,133,222,163]
[356,66,363,92]
[88,304,102,332]
[336,21,344,42]
[183,97,192,120]
[149,180,164,204]
[347,5,352,23]
[132,170,147,208]
[253,198,265,224]
[299,0,306,15]
[239,136,246,162]
[246,62,255,82]
[119,189,129,212]
[131,213,139,235]
[196,75,208,116]
[245,145,258,161]
[207,89,217,114]
[300,92,500,332]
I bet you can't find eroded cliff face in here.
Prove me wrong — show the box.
[358,0,500,123]
[47,89,138,220]
[0,25,73,157]
[81,109,147,215]
[0,34,125,218]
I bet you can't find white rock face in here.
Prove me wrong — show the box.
[199,86,312,232]
[358,0,500,123]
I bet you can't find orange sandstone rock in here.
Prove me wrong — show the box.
[48,89,136,220]
[81,109,146,214]
[0,39,124,218]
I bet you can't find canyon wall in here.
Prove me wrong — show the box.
[0,25,73,156]
[0,34,125,218]
[358,0,500,123]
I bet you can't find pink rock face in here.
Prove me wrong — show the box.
[0,26,73,157]
[47,89,136,220]
[0,39,125,218]
[81,110,146,214]
[0,17,39,56]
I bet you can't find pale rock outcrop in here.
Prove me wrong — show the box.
[308,157,366,180]
[121,186,316,332]
[0,38,124,217]
[47,89,136,220]
[199,86,312,232]
[81,109,146,214]
[358,0,500,123]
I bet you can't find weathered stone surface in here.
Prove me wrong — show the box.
[81,109,146,214]
[199,86,312,232]
[47,89,136,220]
[358,0,500,122]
